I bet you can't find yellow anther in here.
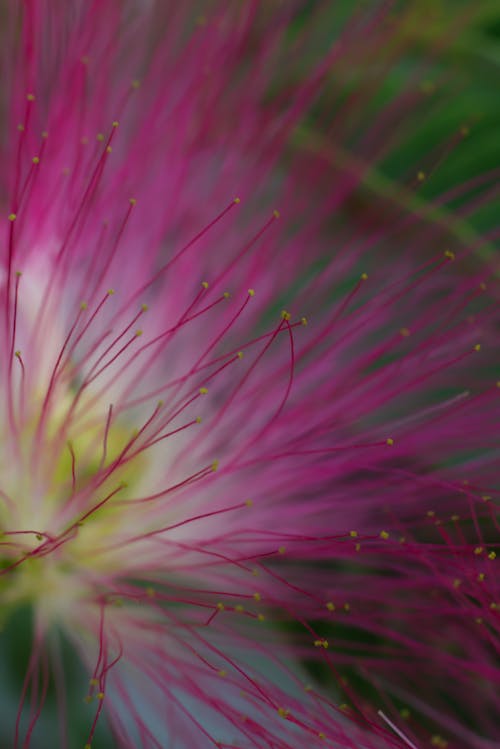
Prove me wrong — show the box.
[245,499,253,507]
[141,303,148,312]
[42,130,48,139]
[97,692,105,700]
[326,601,335,611]
[252,568,259,576]
[257,613,265,622]
[474,343,481,352]
[253,592,261,602]
[343,603,350,612]
[476,617,483,624]
[273,209,280,219]
[129,198,137,206]
[218,669,227,677]
[400,708,410,719]
[444,250,455,260]
[201,281,209,289]
[112,120,119,128]
[234,197,241,204]
[235,604,244,613]
[431,735,448,748]
[15,270,22,277]
[199,387,208,395]
[474,546,484,555]
[196,416,202,424]
[237,351,244,359]
[248,289,255,297]
[135,329,143,337]
[355,543,361,551]
[453,579,461,589]
[318,733,326,740]
[106,146,112,154]
[27,93,35,101]
[216,602,224,611]
[386,438,394,446]
[479,282,487,291]
[84,743,92,749]
[314,639,329,648]
[277,708,289,718]
[490,602,499,610]
[450,514,460,522]
[8,213,16,222]
[417,171,425,181]
[278,546,286,554]
[89,678,99,686]
[488,551,496,560]
[427,510,435,518]
[360,272,368,281]
[223,291,231,299]
[96,133,105,142]
[211,460,219,472]
[478,573,485,582]
[400,327,410,337]
[32,156,40,164]
[281,310,291,321]
[380,530,389,540]
[349,530,358,538]
[483,494,492,501]
[301,316,308,326]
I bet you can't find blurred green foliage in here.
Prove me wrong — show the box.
[291,0,500,261]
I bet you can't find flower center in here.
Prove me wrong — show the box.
[0,377,147,622]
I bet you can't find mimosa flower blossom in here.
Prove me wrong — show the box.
[0,2,499,748]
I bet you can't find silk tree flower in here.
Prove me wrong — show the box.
[0,1,499,748]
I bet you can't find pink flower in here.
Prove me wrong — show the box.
[0,2,498,748]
